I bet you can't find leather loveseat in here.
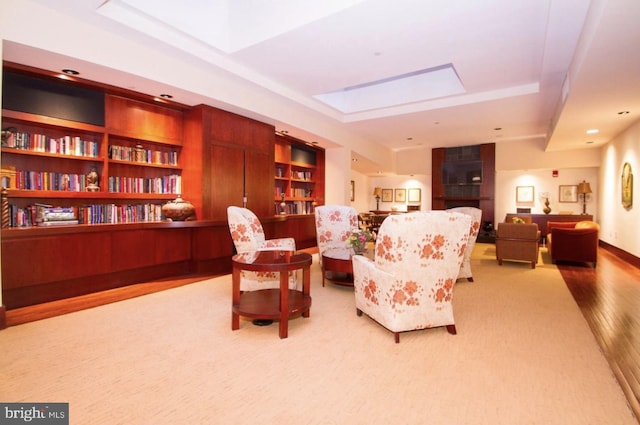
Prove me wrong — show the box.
[546,220,599,267]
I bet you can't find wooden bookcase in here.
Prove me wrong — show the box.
[1,66,185,227]
[0,63,324,314]
[274,134,325,215]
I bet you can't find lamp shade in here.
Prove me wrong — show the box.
[373,187,382,197]
[577,181,592,194]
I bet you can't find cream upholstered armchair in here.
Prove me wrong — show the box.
[447,206,482,282]
[226,206,297,291]
[314,205,359,265]
[352,211,471,343]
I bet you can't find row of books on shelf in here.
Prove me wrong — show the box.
[13,170,92,191]
[273,187,313,198]
[2,132,99,157]
[274,201,315,215]
[108,145,178,166]
[7,203,166,227]
[291,171,312,180]
[107,175,181,194]
[275,169,313,180]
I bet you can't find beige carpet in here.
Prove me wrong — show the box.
[1,244,636,425]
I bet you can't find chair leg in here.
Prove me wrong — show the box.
[356,308,363,316]
[531,262,535,269]
[446,324,457,335]
[394,332,400,343]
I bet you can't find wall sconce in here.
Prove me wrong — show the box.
[373,187,382,210]
[577,180,592,215]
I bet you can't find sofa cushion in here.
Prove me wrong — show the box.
[575,220,599,230]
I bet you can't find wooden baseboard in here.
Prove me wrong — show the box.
[599,240,640,269]
[0,305,6,330]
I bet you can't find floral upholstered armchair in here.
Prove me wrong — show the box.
[352,211,471,343]
[314,205,359,265]
[226,206,297,291]
[447,206,482,282]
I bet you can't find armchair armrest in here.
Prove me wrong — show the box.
[352,255,396,310]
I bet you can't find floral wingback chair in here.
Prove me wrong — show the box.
[227,206,297,291]
[447,207,482,282]
[352,211,471,343]
[314,205,359,266]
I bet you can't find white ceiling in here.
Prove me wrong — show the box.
[4,0,640,175]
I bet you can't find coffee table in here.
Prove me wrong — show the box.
[231,250,312,339]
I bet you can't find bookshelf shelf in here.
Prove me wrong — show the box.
[4,190,177,200]
[107,159,181,170]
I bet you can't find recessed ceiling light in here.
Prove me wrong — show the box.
[618,111,630,115]
[352,158,358,162]
[586,129,599,134]
[61,69,79,75]
[494,127,502,131]
[159,93,173,99]
[586,141,595,144]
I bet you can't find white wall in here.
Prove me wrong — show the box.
[349,170,370,213]
[325,146,352,206]
[395,146,431,175]
[599,119,640,257]
[362,175,431,213]
[494,139,601,225]
[495,167,599,224]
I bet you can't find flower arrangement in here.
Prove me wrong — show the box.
[347,229,374,254]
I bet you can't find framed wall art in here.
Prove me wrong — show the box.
[622,162,633,208]
[408,188,421,203]
[394,188,406,203]
[381,188,393,202]
[516,186,534,203]
[559,185,578,203]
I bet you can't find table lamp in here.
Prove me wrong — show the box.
[373,187,382,210]
[577,180,592,215]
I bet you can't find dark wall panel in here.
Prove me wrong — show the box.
[2,71,105,125]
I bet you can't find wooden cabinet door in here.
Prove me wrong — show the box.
[244,149,272,217]
[208,144,272,220]
[209,144,244,221]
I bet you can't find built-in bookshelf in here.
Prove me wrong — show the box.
[1,66,185,228]
[274,134,325,215]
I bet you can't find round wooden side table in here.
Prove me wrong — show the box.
[231,250,312,339]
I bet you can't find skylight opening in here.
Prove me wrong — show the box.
[313,64,465,114]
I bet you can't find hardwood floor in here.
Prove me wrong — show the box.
[3,245,640,420]
[557,247,640,420]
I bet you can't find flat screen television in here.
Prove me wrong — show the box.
[442,160,483,185]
